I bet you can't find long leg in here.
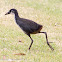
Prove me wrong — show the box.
[39,32,54,51]
[27,34,33,50]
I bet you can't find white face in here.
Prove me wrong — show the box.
[10,10,16,16]
[11,10,15,13]
[5,9,17,15]
[11,11,15,15]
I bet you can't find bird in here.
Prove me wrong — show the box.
[5,9,54,51]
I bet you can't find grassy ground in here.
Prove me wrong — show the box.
[0,0,62,62]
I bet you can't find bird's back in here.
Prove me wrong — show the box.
[16,18,43,34]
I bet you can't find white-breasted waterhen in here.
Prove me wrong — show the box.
[5,9,54,51]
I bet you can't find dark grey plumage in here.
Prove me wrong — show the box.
[5,9,54,51]
[16,18,42,34]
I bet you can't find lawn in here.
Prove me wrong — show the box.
[0,0,62,62]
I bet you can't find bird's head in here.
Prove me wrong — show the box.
[5,9,18,15]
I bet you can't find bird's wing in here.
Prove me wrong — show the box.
[17,18,42,33]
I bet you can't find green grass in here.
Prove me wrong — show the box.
[0,0,62,62]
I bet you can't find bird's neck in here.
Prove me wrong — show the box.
[14,12,19,21]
